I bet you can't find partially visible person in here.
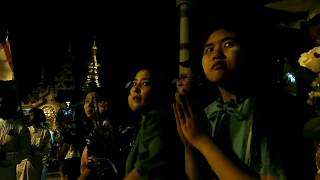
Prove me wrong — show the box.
[78,85,120,180]
[79,125,119,180]
[0,81,31,180]
[176,60,216,115]
[177,61,195,97]
[58,86,97,180]
[17,108,51,180]
[58,92,94,180]
[58,107,81,180]
[124,65,185,180]
[303,8,320,46]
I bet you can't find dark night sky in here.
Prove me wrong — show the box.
[7,1,179,101]
[4,1,312,102]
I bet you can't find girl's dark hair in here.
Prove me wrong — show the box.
[29,108,47,123]
[82,84,110,102]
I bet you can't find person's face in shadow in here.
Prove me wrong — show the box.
[307,22,320,43]
[98,100,108,114]
[177,66,194,96]
[29,111,36,125]
[84,91,98,119]
[128,69,153,112]
[202,29,241,85]
[84,91,109,119]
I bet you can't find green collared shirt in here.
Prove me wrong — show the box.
[125,110,168,180]
[204,97,285,178]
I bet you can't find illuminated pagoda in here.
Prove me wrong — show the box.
[83,39,101,90]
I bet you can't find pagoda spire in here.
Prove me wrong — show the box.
[83,38,101,90]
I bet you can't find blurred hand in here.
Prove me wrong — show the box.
[173,102,190,149]
[173,93,207,149]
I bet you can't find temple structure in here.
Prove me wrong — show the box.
[21,42,76,130]
[82,39,101,90]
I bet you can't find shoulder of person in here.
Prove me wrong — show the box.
[142,109,173,127]
[204,98,220,116]
[13,120,27,132]
[145,109,169,118]
[43,127,51,134]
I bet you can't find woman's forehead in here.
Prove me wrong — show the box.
[135,69,152,79]
[85,92,97,99]
[207,29,237,42]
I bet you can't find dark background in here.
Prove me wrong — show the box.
[2,0,313,103]
[6,1,179,102]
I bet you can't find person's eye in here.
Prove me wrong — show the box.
[204,47,213,54]
[223,41,236,48]
[180,75,187,80]
[132,81,137,87]
[142,81,151,86]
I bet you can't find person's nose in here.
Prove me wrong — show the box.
[88,100,95,108]
[131,84,141,94]
[211,45,225,60]
[177,79,183,87]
